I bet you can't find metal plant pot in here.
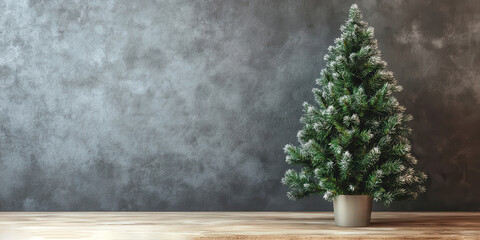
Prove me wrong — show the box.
[333,195,373,227]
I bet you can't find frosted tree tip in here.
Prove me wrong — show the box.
[420,172,428,180]
[285,156,292,164]
[307,106,315,113]
[286,192,296,200]
[326,161,334,169]
[350,4,359,10]
[349,4,362,21]
[342,151,352,160]
[296,130,304,140]
[283,144,293,153]
[323,190,332,200]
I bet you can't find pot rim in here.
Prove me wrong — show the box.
[334,194,373,199]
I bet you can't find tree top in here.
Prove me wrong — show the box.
[348,4,363,23]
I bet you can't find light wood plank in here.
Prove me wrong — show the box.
[0,212,478,239]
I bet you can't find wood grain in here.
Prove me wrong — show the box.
[0,212,478,239]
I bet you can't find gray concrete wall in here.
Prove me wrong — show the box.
[0,0,479,210]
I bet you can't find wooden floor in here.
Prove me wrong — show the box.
[0,212,478,239]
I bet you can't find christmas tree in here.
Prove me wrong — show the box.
[281,4,427,205]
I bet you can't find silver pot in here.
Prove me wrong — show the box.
[333,195,373,227]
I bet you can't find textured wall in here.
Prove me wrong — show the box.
[0,0,479,211]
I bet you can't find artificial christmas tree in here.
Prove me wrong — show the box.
[281,4,427,227]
